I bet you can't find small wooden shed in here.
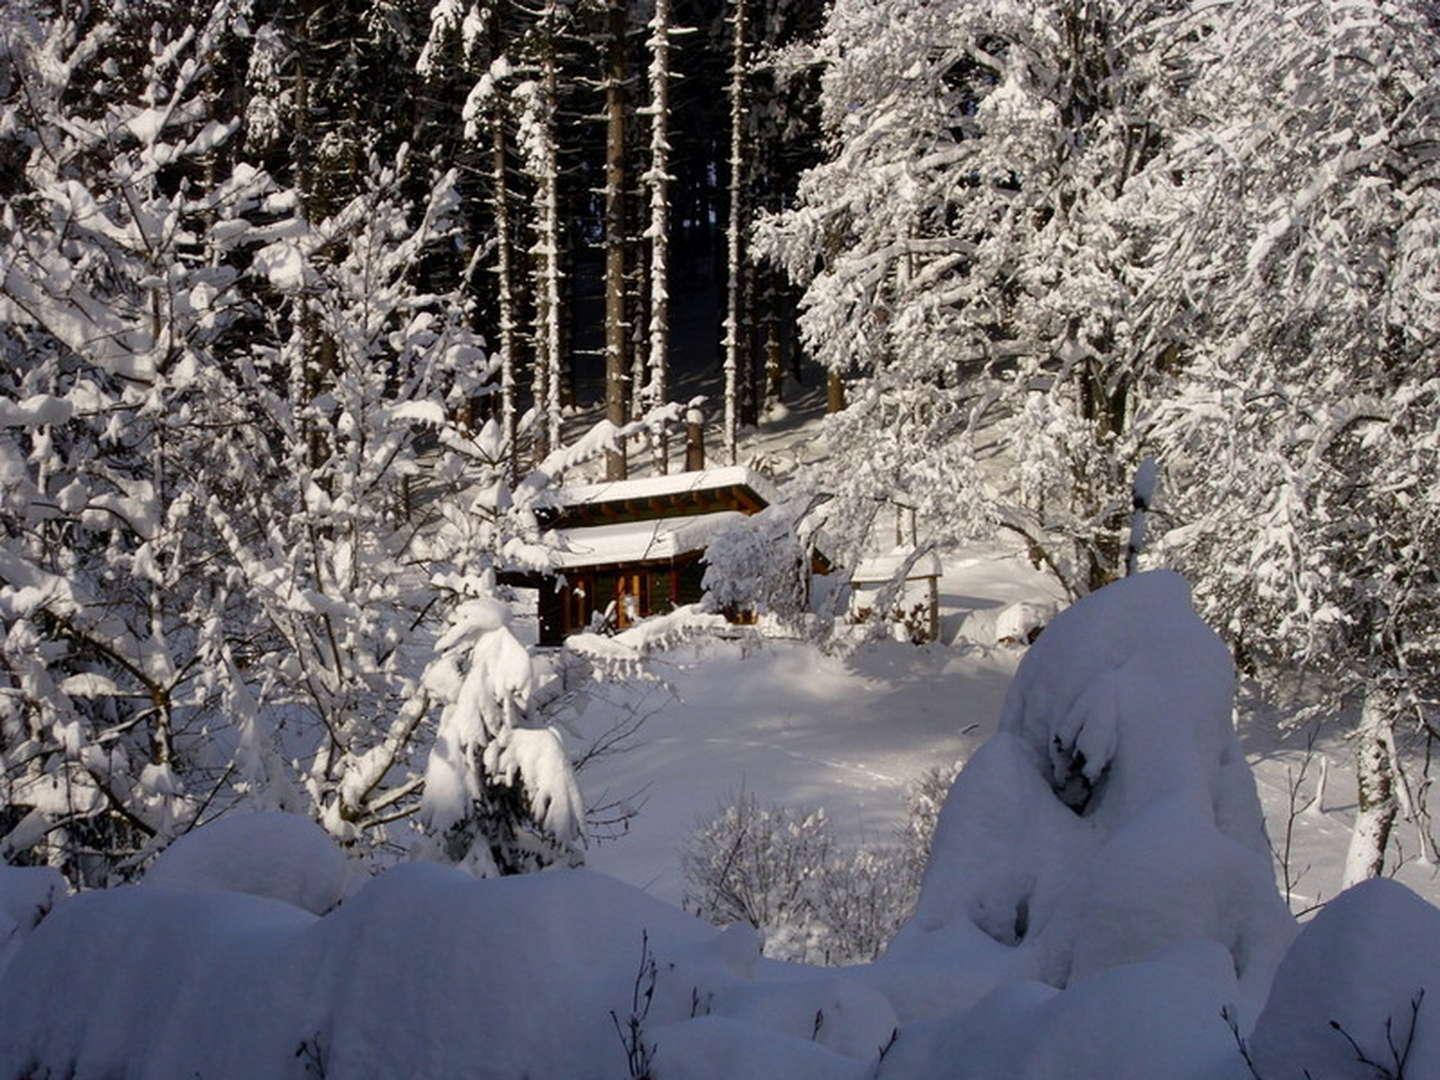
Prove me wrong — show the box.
[848,547,943,643]
[524,466,778,645]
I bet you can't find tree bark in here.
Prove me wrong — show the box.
[1342,687,1399,887]
[529,3,564,460]
[491,74,519,481]
[603,0,628,480]
[722,0,748,466]
[646,0,673,474]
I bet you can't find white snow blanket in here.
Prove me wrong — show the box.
[143,810,352,915]
[3,571,1435,1079]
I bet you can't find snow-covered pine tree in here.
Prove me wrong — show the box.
[601,0,630,481]
[423,0,525,471]
[513,0,569,462]
[642,0,677,475]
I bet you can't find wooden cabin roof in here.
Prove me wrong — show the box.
[546,466,777,530]
[549,511,747,571]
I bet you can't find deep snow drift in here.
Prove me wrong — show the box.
[3,572,1436,1079]
[881,570,1295,1025]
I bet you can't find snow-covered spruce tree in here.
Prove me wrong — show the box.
[422,0,529,473]
[601,0,630,481]
[756,0,1220,594]
[1149,0,1440,885]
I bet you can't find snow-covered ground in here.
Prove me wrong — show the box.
[573,539,1440,917]
[574,542,1059,908]
[8,566,1440,1079]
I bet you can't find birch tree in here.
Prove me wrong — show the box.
[1150,0,1440,885]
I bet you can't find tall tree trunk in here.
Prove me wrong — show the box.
[722,0,748,466]
[491,86,519,481]
[645,0,674,474]
[764,270,782,412]
[603,0,629,479]
[1343,687,1399,887]
[529,3,564,460]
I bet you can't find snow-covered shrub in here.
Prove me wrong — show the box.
[896,761,962,889]
[701,495,820,628]
[682,768,963,966]
[0,865,65,978]
[811,846,916,966]
[681,792,832,939]
[142,812,350,915]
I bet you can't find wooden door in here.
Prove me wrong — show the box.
[615,571,644,628]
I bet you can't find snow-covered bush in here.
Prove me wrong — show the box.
[896,761,962,888]
[682,766,961,966]
[0,864,65,977]
[1246,877,1440,1080]
[142,811,350,916]
[682,792,833,942]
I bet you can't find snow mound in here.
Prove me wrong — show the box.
[876,959,1246,1080]
[990,599,1056,644]
[0,862,820,1079]
[1248,877,1440,1079]
[885,571,1294,1019]
[0,865,67,976]
[143,811,350,915]
[648,1016,868,1080]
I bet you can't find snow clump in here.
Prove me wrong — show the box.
[143,810,350,915]
[881,571,1295,1024]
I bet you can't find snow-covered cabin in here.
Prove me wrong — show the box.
[848,547,943,643]
[525,466,778,645]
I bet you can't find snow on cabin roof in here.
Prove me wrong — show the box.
[557,465,778,509]
[850,547,943,584]
[550,511,746,569]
